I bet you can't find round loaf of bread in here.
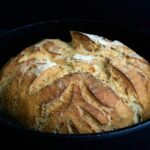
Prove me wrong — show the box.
[0,31,150,134]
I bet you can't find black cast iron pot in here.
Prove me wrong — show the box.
[0,20,150,149]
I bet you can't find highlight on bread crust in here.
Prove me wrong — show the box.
[0,31,150,134]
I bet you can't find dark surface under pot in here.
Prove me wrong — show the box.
[0,20,150,149]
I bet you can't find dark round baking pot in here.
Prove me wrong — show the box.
[0,20,150,149]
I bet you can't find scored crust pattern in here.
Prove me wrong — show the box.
[0,31,150,133]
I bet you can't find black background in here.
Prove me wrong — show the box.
[0,0,150,31]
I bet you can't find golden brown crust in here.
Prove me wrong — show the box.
[0,31,150,134]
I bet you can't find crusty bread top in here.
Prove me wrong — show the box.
[0,31,150,134]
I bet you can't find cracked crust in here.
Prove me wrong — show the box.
[0,31,150,134]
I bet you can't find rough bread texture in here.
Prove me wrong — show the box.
[0,31,150,134]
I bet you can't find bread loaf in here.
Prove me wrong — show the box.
[0,31,150,134]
